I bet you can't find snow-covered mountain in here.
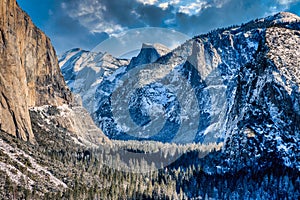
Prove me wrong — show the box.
[59,48,129,113]
[128,43,170,68]
[61,12,300,169]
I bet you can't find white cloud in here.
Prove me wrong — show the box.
[94,23,124,34]
[267,0,300,15]
[59,0,297,38]
[164,18,176,25]
[61,0,125,34]
[139,0,228,15]
[60,0,233,36]
[277,0,299,5]
[158,2,169,10]
[170,0,180,5]
[136,0,158,5]
[178,1,210,15]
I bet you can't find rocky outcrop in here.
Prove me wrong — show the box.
[29,100,110,146]
[0,0,109,145]
[0,0,73,142]
[128,43,170,69]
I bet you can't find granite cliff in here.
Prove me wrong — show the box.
[0,0,108,145]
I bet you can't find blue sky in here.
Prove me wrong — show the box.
[17,0,300,54]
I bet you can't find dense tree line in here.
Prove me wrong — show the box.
[0,111,298,199]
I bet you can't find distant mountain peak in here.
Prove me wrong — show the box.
[128,43,171,68]
[141,43,170,56]
[268,11,300,24]
[67,47,83,53]
[61,12,300,171]
[59,49,129,113]
[274,11,300,20]
[102,52,116,61]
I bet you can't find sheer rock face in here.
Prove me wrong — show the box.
[0,0,73,141]
[128,43,170,68]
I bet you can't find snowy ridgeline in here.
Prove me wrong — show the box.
[60,12,300,170]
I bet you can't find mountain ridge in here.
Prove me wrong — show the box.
[61,12,300,170]
[0,3,299,198]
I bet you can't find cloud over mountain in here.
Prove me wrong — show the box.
[17,0,300,53]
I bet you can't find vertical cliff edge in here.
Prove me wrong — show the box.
[0,0,73,142]
[0,0,108,145]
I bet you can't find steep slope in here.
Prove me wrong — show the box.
[59,12,300,169]
[59,48,129,113]
[0,0,73,142]
[91,43,173,140]
[91,12,300,168]
[0,0,109,145]
[0,0,111,197]
[0,6,298,198]
[128,43,170,68]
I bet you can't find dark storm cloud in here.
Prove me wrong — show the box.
[60,0,177,32]
[60,0,299,36]
[17,0,300,54]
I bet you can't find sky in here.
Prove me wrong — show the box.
[17,0,300,55]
